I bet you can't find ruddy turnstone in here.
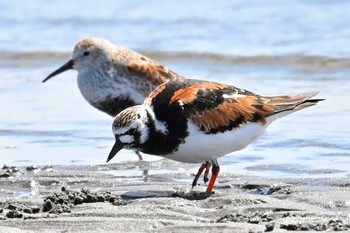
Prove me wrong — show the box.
[43,37,183,117]
[106,79,324,193]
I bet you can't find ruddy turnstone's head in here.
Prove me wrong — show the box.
[106,105,152,162]
[43,37,116,82]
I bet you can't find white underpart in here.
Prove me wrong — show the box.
[165,110,296,163]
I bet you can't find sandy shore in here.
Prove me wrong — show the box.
[1,160,350,232]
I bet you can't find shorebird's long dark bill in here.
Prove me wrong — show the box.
[42,59,74,82]
[106,136,124,163]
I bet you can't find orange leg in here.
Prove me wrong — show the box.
[203,163,211,184]
[192,162,208,188]
[205,164,220,193]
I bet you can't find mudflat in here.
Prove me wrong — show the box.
[1,160,350,232]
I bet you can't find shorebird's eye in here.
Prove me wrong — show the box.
[126,128,137,135]
[83,51,90,56]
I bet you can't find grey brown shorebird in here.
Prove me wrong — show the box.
[106,78,324,193]
[43,37,184,117]
[43,37,184,160]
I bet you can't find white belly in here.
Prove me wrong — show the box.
[165,120,268,163]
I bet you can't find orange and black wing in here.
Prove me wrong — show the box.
[146,79,322,134]
[168,80,275,134]
[144,79,272,134]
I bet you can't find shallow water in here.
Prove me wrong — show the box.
[0,1,349,178]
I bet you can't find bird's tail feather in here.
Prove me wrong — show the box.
[267,92,324,113]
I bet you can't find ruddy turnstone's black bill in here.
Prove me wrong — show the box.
[106,136,124,163]
[107,78,324,193]
[42,59,74,82]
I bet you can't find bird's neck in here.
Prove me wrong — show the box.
[136,107,188,156]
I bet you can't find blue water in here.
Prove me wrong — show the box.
[0,0,349,178]
[1,0,350,56]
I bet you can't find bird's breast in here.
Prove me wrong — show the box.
[77,73,146,115]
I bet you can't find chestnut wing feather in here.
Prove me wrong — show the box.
[127,57,183,86]
[146,79,322,134]
[169,81,275,134]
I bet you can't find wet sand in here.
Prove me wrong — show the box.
[1,161,350,232]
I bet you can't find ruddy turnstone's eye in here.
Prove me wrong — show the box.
[83,51,90,56]
[137,114,141,119]
[125,128,137,135]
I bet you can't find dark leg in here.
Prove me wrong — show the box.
[192,162,209,188]
[203,163,211,184]
[205,164,220,193]
[135,150,143,160]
